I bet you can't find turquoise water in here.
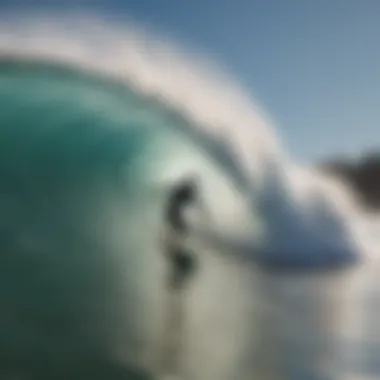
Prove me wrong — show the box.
[0,58,262,379]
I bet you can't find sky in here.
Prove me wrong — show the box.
[1,0,380,163]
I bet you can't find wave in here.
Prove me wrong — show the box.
[0,10,377,380]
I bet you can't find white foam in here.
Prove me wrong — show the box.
[0,10,287,190]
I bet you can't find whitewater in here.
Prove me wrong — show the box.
[0,11,379,380]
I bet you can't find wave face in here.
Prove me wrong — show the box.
[0,14,269,380]
[0,11,374,380]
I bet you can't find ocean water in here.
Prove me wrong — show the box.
[0,11,378,380]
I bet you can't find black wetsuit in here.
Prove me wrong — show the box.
[166,180,198,289]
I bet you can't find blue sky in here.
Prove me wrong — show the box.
[1,0,380,162]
